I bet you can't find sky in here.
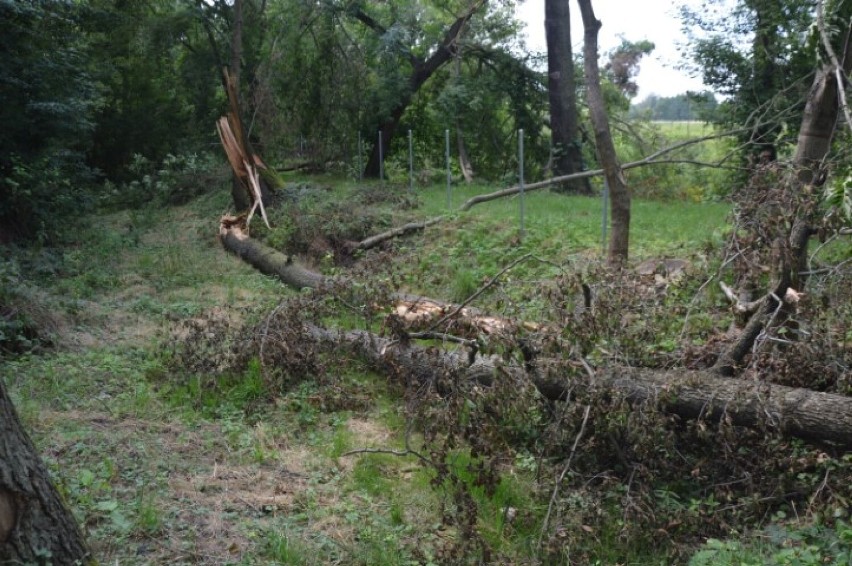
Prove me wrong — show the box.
[515,0,709,101]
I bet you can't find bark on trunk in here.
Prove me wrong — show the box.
[457,125,474,183]
[220,223,325,290]
[545,0,591,195]
[306,326,852,447]
[0,379,91,564]
[578,0,630,264]
[221,226,852,446]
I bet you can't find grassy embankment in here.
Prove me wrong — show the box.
[0,177,738,564]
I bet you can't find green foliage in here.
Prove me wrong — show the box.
[630,91,720,121]
[0,258,44,354]
[680,0,850,162]
[614,120,736,201]
[826,166,852,222]
[86,1,220,179]
[0,0,98,240]
[258,182,396,262]
[263,529,313,565]
[164,360,265,417]
[690,520,852,566]
[102,152,225,209]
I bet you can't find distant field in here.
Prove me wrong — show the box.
[652,120,716,138]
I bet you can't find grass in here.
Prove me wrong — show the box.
[9,171,845,563]
[417,180,729,255]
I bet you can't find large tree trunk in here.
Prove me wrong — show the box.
[219,226,852,446]
[304,326,852,447]
[359,4,481,178]
[229,0,251,210]
[545,0,591,195]
[578,0,630,263]
[713,21,852,375]
[454,56,475,183]
[0,380,91,564]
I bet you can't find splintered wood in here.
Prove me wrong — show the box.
[393,297,537,337]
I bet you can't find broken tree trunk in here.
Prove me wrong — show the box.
[457,129,746,212]
[220,220,325,290]
[305,326,852,447]
[222,225,852,447]
[0,379,92,564]
[713,21,852,376]
[220,219,530,337]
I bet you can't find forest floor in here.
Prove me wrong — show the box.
[2,178,849,564]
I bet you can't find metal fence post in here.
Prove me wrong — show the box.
[601,179,609,255]
[519,128,525,240]
[446,129,451,209]
[408,129,414,194]
[378,131,384,182]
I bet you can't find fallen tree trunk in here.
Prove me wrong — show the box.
[459,170,601,211]
[353,217,445,251]
[220,221,525,336]
[307,326,852,447]
[220,222,325,290]
[224,221,852,446]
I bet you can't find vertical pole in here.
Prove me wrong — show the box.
[601,179,609,256]
[518,128,525,240]
[445,129,451,209]
[357,131,363,182]
[408,129,414,194]
[548,138,553,177]
[378,130,384,182]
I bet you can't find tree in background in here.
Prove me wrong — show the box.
[544,0,591,194]
[681,0,815,160]
[605,39,655,99]
[0,0,98,241]
[87,0,218,180]
[348,0,485,179]
[578,0,631,263]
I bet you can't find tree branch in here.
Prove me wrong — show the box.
[817,1,852,132]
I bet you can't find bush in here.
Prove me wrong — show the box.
[101,152,225,209]
[0,258,55,355]
[0,154,95,243]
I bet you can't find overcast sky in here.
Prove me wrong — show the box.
[515,0,709,101]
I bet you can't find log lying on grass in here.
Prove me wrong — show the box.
[222,221,852,447]
[220,220,324,290]
[220,219,530,337]
[308,326,852,448]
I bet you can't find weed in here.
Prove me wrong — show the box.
[263,529,313,565]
